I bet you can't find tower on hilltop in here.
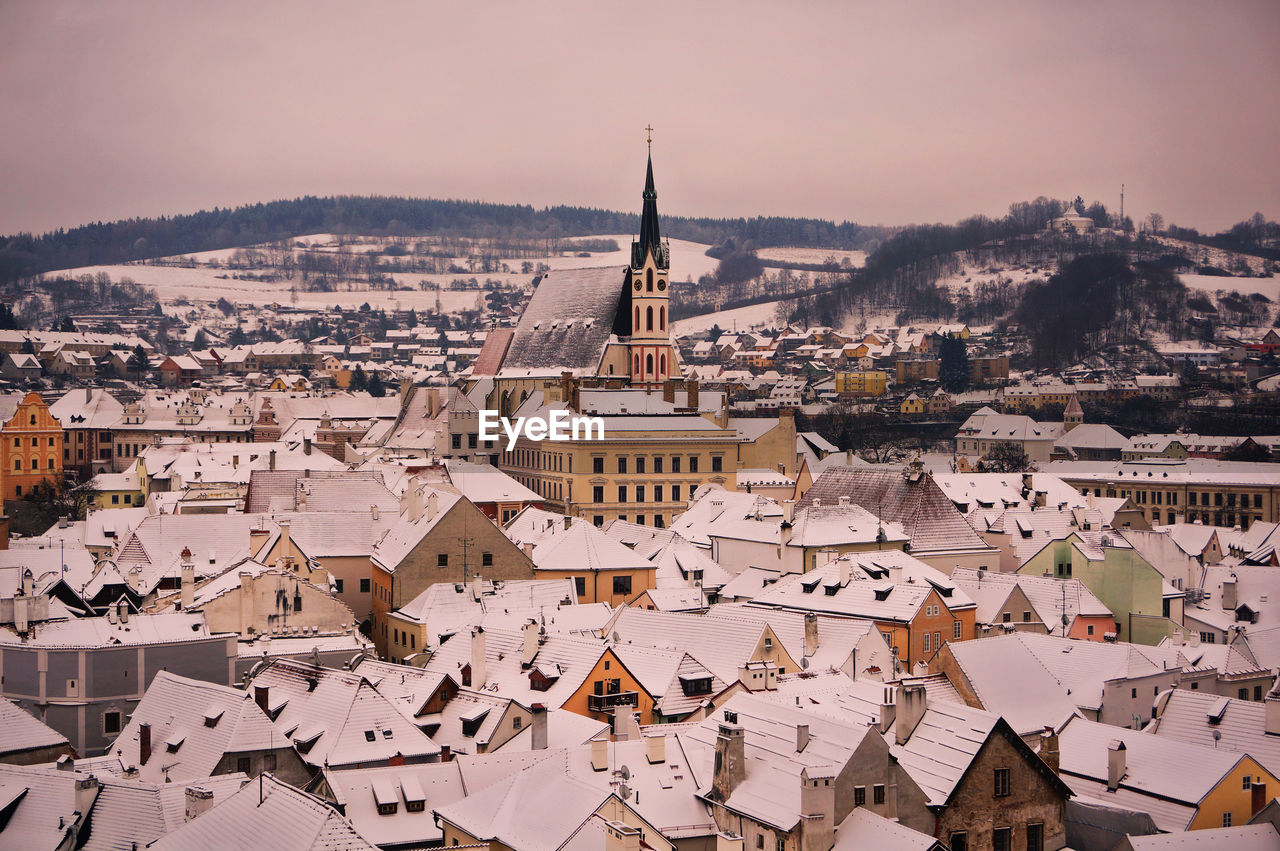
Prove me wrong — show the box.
[627,145,675,386]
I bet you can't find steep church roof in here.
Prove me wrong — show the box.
[498,266,628,376]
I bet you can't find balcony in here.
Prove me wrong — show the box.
[588,691,639,713]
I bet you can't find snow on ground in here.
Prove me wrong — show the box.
[43,233,718,314]
[1180,273,1279,299]
[673,300,791,336]
[933,263,1049,293]
[756,247,867,267]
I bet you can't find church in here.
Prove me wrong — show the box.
[486,152,682,401]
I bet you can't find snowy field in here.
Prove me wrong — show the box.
[673,300,791,336]
[1179,273,1279,299]
[933,263,1049,293]
[756,247,867,267]
[43,233,719,314]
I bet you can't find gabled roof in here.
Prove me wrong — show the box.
[0,698,68,757]
[109,671,280,784]
[148,773,377,851]
[81,773,247,851]
[0,763,97,850]
[248,660,440,769]
[499,266,627,376]
[797,467,992,554]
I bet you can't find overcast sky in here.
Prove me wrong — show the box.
[2,1,1277,237]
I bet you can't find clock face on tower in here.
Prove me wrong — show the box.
[658,279,666,291]
[634,281,642,291]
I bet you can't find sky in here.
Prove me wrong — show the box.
[1,0,1277,237]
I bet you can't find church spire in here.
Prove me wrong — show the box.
[637,153,662,262]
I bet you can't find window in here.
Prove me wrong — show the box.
[636,457,645,474]
[593,457,604,474]
[1132,688,1138,698]
[451,433,461,449]
[618,486,627,503]
[104,711,122,735]
[1002,612,1011,623]
[671,485,681,502]
[1240,688,1249,700]
[574,577,586,597]
[512,716,522,729]
[237,757,251,774]
[636,486,645,503]
[1257,686,1265,701]
[689,456,699,473]
[360,578,370,593]
[593,486,604,503]
[653,457,663,473]
[654,485,663,503]
[948,832,968,851]
[594,515,604,527]
[873,784,885,804]
[482,552,493,567]
[1026,824,1043,851]
[618,458,627,474]
[755,836,763,849]
[853,786,865,807]
[613,575,632,596]
[993,827,1011,851]
[293,594,302,612]
[635,515,645,525]
[334,578,344,593]
[922,633,931,653]
[1223,812,1234,827]
[711,456,722,473]
[993,768,1010,797]
[1088,624,1094,635]
[1023,611,1032,622]
[1244,775,1253,790]
[438,553,449,567]
[264,753,276,772]
[672,456,681,473]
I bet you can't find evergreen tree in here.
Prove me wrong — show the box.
[938,335,970,393]
[127,344,148,377]
[0,303,18,330]
[56,316,76,332]
[366,370,386,398]
[351,364,368,392]
[193,329,209,349]
[228,326,248,346]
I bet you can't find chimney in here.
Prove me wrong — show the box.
[521,619,539,668]
[591,735,609,771]
[563,514,571,530]
[74,776,98,821]
[1040,726,1060,774]
[1189,631,1201,647]
[878,685,897,734]
[804,612,819,658]
[838,495,851,507]
[254,685,270,714]
[1107,740,1127,791]
[279,521,292,566]
[1266,696,1280,736]
[470,626,487,688]
[615,709,641,742]
[895,684,927,745]
[118,598,129,624]
[663,379,675,403]
[440,744,451,762]
[1223,575,1238,611]
[521,541,534,559]
[0,515,8,550]
[530,703,548,750]
[782,500,795,524]
[403,480,425,523]
[687,379,699,409]
[249,525,270,557]
[426,491,439,522]
[604,820,642,851]
[185,786,215,821]
[645,733,666,764]
[269,449,277,471]
[303,436,312,456]
[838,557,851,587]
[139,722,152,765]
[56,755,74,772]
[712,723,746,800]
[180,548,195,611]
[800,768,836,851]
[796,723,810,753]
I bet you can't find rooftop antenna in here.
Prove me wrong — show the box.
[1120,183,1125,225]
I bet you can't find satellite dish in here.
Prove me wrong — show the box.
[619,765,631,781]
[801,658,809,670]
[619,783,631,800]
[612,631,621,644]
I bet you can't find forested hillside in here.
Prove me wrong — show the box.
[0,195,889,285]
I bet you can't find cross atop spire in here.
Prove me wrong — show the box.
[645,124,653,152]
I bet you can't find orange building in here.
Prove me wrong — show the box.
[0,392,65,500]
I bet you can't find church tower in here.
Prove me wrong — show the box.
[627,151,677,386]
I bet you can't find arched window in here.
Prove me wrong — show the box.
[634,355,641,374]
[660,354,667,375]
[12,459,19,471]
[634,306,640,330]
[647,269,654,291]
[646,306,654,331]
[659,306,665,330]
[646,354,654,375]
